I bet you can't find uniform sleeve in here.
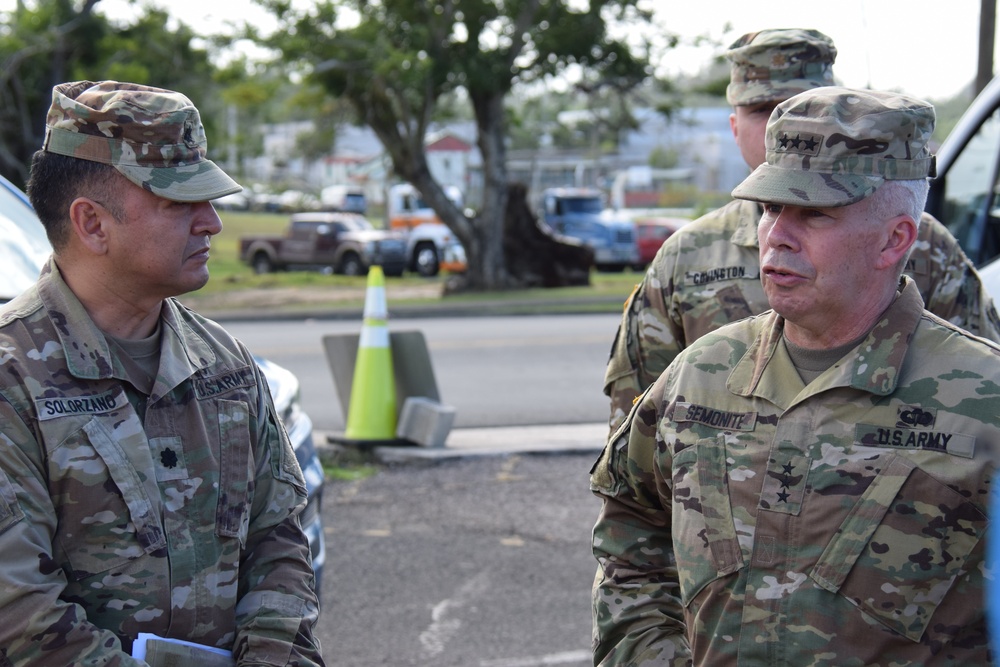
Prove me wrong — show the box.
[590,379,690,666]
[232,358,325,667]
[917,213,1000,343]
[603,239,688,434]
[603,284,647,433]
[0,397,145,666]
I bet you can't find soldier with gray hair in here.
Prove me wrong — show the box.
[602,28,1000,434]
[0,81,325,665]
[591,87,1000,665]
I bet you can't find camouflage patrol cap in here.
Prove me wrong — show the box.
[725,29,837,106]
[42,80,241,202]
[731,86,936,208]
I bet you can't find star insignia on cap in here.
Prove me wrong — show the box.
[775,132,823,156]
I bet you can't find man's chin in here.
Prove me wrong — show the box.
[174,271,211,297]
[765,292,810,321]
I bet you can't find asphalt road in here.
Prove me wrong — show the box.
[312,452,601,667]
[226,313,621,430]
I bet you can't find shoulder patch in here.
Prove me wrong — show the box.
[674,401,756,431]
[0,466,25,534]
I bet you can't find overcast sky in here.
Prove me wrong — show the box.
[653,0,990,101]
[2,0,992,101]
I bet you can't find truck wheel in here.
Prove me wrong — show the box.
[414,244,439,277]
[252,252,274,274]
[339,252,365,276]
[383,266,406,278]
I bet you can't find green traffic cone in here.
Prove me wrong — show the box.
[344,266,397,440]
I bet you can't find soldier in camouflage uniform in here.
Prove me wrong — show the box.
[0,81,325,665]
[603,29,1000,432]
[591,87,1000,665]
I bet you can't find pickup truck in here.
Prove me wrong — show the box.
[239,212,408,277]
[539,187,638,272]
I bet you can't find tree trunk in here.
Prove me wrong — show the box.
[371,86,595,293]
[502,182,593,287]
[460,88,512,291]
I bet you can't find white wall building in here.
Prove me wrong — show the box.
[247,105,745,211]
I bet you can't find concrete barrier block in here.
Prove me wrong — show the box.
[396,397,456,448]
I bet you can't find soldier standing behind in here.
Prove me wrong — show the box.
[591,86,1000,666]
[603,29,1000,432]
[0,81,325,666]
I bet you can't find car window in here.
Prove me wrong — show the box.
[562,197,603,214]
[344,194,366,212]
[341,216,373,232]
[936,108,1000,266]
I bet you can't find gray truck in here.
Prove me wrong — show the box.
[239,212,407,277]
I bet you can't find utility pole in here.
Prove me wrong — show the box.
[977,0,996,95]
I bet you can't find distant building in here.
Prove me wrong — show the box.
[425,130,483,207]
[246,104,747,212]
[620,106,748,195]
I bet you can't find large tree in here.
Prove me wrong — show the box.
[0,0,223,188]
[0,0,104,185]
[258,0,655,291]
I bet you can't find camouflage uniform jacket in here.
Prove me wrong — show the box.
[0,260,324,666]
[591,278,1000,666]
[603,199,1000,431]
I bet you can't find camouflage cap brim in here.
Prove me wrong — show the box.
[116,160,242,203]
[727,78,831,107]
[732,163,881,207]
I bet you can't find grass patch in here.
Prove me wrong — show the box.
[324,464,380,482]
[318,442,383,481]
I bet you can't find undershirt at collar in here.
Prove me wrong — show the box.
[783,333,866,384]
[105,322,161,396]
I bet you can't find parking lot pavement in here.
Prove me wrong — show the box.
[317,422,607,464]
[315,451,602,665]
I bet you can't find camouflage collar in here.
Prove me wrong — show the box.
[34,258,216,382]
[729,199,762,249]
[728,277,924,402]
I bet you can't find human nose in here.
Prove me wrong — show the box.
[760,207,797,251]
[193,201,223,236]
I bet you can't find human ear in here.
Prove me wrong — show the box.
[67,197,113,255]
[876,215,918,270]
